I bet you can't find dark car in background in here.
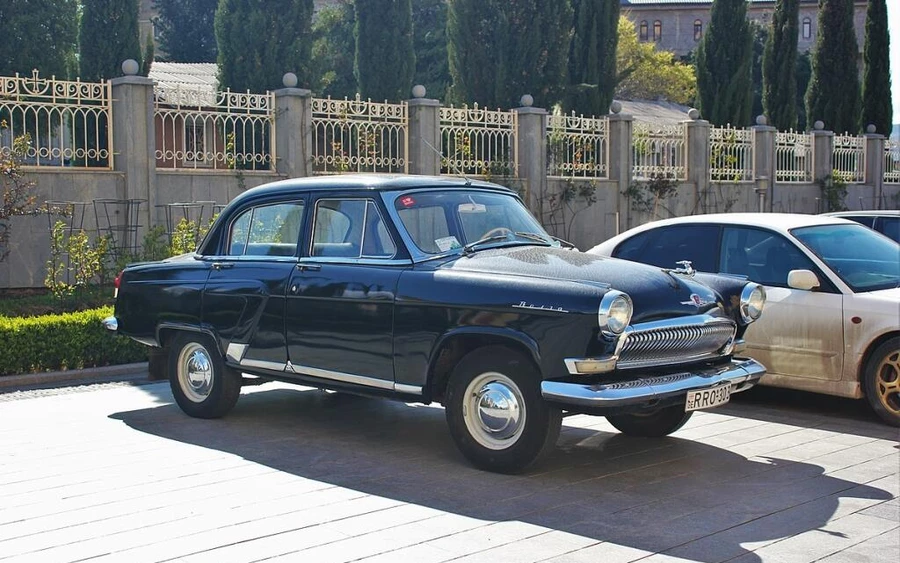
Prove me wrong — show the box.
[823,210,900,242]
[105,175,766,472]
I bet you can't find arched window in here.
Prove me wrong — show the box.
[802,17,812,39]
[653,20,662,42]
[694,19,703,41]
[639,20,648,41]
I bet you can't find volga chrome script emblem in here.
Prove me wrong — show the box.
[513,301,569,313]
[681,294,711,307]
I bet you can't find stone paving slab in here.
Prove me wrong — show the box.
[0,379,897,563]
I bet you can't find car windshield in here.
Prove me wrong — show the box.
[393,189,555,255]
[791,224,900,292]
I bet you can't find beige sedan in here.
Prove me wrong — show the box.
[589,213,900,426]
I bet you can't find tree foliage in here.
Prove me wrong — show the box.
[79,0,143,81]
[354,0,415,101]
[215,0,314,93]
[413,0,450,101]
[762,0,799,130]
[860,0,891,135]
[311,3,357,98]
[152,0,218,63]
[615,17,696,105]
[0,123,37,264]
[448,0,573,109]
[750,21,767,124]
[565,0,620,116]
[695,0,753,125]
[0,0,78,78]
[806,0,860,133]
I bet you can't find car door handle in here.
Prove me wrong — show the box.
[296,264,321,272]
[211,262,234,270]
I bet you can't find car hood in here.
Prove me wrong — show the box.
[438,245,726,322]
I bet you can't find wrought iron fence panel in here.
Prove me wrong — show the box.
[154,84,275,170]
[884,139,900,184]
[0,70,112,168]
[709,125,754,182]
[775,130,813,183]
[832,134,866,184]
[311,95,407,175]
[439,104,517,177]
[632,122,687,181]
[546,113,609,179]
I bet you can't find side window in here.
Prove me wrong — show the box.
[617,225,719,272]
[227,202,304,257]
[877,217,899,242]
[721,227,814,286]
[397,205,451,253]
[312,199,395,259]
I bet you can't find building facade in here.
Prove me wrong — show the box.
[621,0,867,57]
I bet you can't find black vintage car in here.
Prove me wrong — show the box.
[105,175,766,473]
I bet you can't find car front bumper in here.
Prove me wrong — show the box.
[541,358,765,411]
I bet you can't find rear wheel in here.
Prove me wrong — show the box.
[168,332,241,419]
[606,405,693,437]
[862,337,900,427]
[445,346,561,473]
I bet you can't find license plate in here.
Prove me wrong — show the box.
[685,384,732,412]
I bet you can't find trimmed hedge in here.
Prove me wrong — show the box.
[0,306,148,376]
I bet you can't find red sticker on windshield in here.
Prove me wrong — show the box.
[400,196,416,207]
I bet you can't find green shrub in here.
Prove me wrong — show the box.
[0,306,147,375]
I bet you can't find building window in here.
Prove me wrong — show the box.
[653,20,662,42]
[802,17,812,39]
[639,20,648,41]
[694,19,703,41]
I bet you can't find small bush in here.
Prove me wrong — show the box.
[0,306,147,375]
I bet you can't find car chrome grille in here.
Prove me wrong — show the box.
[617,317,736,370]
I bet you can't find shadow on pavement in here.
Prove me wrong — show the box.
[111,387,892,562]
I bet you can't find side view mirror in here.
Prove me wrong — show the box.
[787,269,820,291]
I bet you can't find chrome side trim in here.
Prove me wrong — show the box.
[394,383,424,395]
[238,356,422,395]
[226,343,248,363]
[542,358,765,409]
[240,359,288,372]
[102,316,118,332]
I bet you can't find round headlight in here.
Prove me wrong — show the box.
[740,283,766,323]
[599,291,633,335]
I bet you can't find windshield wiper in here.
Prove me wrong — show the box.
[462,234,512,255]
[514,231,554,245]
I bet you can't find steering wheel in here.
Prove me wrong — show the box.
[480,227,513,240]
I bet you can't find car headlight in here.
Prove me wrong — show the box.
[599,291,633,335]
[739,283,766,323]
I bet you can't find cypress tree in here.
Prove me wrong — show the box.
[695,0,754,126]
[0,0,78,78]
[79,0,142,81]
[860,0,891,135]
[354,0,415,102]
[762,0,799,130]
[566,0,620,116]
[311,3,357,98]
[447,0,507,107]
[215,0,314,93]
[413,0,450,101]
[806,0,860,133]
[153,0,218,63]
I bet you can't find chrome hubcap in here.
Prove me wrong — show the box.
[463,372,526,450]
[178,343,214,403]
[875,349,900,415]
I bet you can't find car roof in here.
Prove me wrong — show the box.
[236,174,513,200]
[618,213,852,234]
[823,210,900,218]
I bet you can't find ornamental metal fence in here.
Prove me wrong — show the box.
[0,70,113,168]
[311,95,408,175]
[439,104,517,177]
[154,84,275,170]
[885,139,900,184]
[709,125,754,182]
[774,130,813,183]
[632,122,687,181]
[832,133,866,184]
[546,113,609,179]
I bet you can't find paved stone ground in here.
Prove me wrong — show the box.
[0,378,897,563]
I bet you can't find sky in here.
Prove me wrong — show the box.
[891,0,900,130]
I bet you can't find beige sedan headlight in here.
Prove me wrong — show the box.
[740,283,766,323]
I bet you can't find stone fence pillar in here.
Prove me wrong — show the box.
[111,60,157,237]
[863,129,885,209]
[685,116,710,213]
[407,88,441,176]
[514,97,547,212]
[752,116,777,212]
[811,124,834,183]
[274,74,312,178]
[607,109,633,233]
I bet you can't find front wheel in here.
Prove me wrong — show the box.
[168,332,241,419]
[445,346,561,473]
[606,404,693,437]
[862,337,900,427]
